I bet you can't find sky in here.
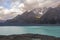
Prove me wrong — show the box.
[0,0,60,20]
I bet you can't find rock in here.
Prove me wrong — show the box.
[0,34,59,40]
[5,8,42,24]
[39,7,60,24]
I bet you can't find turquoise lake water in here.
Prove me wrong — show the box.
[0,26,60,37]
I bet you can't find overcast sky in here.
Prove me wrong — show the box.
[0,0,59,9]
[0,0,60,20]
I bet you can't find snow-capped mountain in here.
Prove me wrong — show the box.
[39,6,60,24]
[4,5,60,24]
[4,8,48,24]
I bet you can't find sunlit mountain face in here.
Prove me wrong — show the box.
[0,0,60,23]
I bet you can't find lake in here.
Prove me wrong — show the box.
[0,26,60,37]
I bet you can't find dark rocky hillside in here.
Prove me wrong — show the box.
[39,7,60,24]
[0,34,60,40]
[1,6,60,25]
[5,8,41,24]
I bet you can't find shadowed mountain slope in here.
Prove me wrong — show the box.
[39,7,60,24]
[3,6,60,25]
[5,8,42,24]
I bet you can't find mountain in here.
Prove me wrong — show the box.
[5,8,43,24]
[39,7,60,24]
[2,6,60,25]
[0,20,6,23]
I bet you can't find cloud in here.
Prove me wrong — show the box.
[24,0,60,8]
[0,0,60,20]
[0,6,19,20]
[18,0,60,12]
[0,0,4,2]
[11,0,21,2]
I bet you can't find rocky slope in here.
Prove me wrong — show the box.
[0,34,60,40]
[5,8,42,24]
[1,6,60,25]
[39,7,60,24]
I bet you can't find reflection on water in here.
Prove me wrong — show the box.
[0,26,60,37]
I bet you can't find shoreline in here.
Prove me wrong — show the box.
[0,24,60,26]
[0,34,60,40]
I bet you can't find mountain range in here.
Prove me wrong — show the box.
[0,6,60,25]
[39,6,60,24]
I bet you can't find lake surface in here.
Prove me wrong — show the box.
[0,26,60,37]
